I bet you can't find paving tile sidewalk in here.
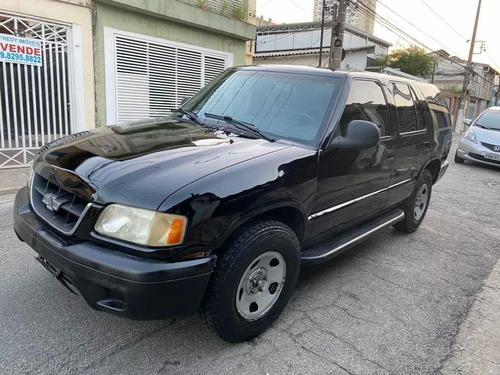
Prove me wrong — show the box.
[0,168,28,196]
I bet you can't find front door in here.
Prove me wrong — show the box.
[310,79,395,244]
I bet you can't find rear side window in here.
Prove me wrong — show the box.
[418,84,451,129]
[339,80,390,137]
[392,83,418,133]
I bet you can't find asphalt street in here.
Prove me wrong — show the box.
[1,139,499,375]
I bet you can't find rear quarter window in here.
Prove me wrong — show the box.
[417,84,451,130]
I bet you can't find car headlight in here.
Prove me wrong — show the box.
[464,128,477,144]
[95,204,187,247]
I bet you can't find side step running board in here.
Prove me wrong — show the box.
[301,208,405,266]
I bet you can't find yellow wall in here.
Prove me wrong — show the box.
[1,0,95,130]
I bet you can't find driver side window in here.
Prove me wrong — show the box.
[339,80,390,137]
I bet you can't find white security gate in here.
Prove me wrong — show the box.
[0,14,73,169]
[104,28,232,124]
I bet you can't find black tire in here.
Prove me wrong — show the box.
[200,221,300,343]
[454,151,465,164]
[394,169,433,233]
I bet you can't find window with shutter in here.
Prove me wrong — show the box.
[106,29,232,124]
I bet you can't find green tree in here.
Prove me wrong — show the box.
[373,46,436,78]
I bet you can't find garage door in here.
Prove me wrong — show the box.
[104,29,232,124]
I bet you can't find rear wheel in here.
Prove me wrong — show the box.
[201,221,300,342]
[454,151,465,164]
[394,169,433,233]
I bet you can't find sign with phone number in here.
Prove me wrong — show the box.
[0,35,42,67]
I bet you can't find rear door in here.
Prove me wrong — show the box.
[387,81,430,206]
[310,78,396,243]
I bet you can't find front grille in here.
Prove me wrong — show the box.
[31,173,90,234]
[481,142,500,152]
[468,153,500,165]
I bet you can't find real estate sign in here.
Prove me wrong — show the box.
[0,35,42,67]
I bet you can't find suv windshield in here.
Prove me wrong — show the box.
[475,110,500,130]
[182,69,341,145]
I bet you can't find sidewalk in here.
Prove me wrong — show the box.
[0,167,28,196]
[441,257,500,374]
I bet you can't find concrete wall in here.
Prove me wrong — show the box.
[93,0,252,126]
[1,0,95,130]
[256,28,388,59]
[255,49,370,71]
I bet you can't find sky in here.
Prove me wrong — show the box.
[256,0,500,73]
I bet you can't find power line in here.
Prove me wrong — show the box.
[418,0,469,42]
[287,0,311,12]
[375,0,465,59]
[352,1,434,51]
[485,51,500,72]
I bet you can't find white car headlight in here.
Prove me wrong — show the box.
[95,204,187,247]
[464,128,477,144]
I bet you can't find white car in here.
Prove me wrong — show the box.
[455,106,500,167]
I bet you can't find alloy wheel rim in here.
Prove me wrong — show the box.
[414,183,429,221]
[235,251,286,321]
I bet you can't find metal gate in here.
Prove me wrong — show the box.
[0,13,72,169]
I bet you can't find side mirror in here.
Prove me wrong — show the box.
[180,97,190,106]
[334,120,380,149]
[463,119,472,127]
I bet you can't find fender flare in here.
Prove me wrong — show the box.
[212,200,310,250]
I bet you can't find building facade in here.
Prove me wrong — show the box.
[0,0,254,168]
[429,50,499,129]
[313,0,376,34]
[254,21,390,71]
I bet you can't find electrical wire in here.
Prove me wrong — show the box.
[352,1,434,50]
[287,0,312,12]
[485,51,500,73]
[358,0,465,59]
[418,0,469,42]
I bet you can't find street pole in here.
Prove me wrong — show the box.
[454,0,482,134]
[495,79,499,106]
[319,0,326,67]
[329,0,347,70]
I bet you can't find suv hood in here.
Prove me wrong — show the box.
[37,118,290,210]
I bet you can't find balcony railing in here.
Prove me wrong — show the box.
[179,0,249,22]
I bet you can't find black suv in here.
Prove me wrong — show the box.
[14,66,452,342]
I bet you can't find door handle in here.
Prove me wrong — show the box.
[423,142,431,150]
[387,150,395,157]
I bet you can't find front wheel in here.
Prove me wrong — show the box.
[201,221,300,342]
[394,169,433,233]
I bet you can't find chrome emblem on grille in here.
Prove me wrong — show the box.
[494,145,500,152]
[42,193,70,212]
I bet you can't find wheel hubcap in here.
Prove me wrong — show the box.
[236,251,286,321]
[414,183,429,221]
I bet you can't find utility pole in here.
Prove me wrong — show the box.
[495,78,499,106]
[319,0,327,67]
[455,0,482,134]
[329,0,347,69]
[431,60,436,83]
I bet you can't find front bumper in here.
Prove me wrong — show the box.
[457,138,500,168]
[13,187,216,320]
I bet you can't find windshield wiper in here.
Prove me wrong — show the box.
[204,113,275,142]
[174,108,204,126]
